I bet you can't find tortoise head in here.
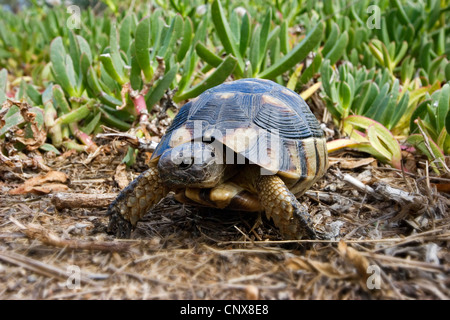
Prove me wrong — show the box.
[158,141,227,188]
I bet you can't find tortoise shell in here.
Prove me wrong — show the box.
[152,78,328,197]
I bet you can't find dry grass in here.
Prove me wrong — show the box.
[0,142,449,300]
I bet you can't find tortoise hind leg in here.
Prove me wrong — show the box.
[107,163,168,238]
[256,174,316,240]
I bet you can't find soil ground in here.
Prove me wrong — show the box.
[0,139,449,300]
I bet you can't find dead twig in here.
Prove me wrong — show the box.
[359,251,448,273]
[334,170,430,215]
[0,250,97,285]
[333,169,382,199]
[51,192,117,210]
[96,132,158,152]
[9,217,132,252]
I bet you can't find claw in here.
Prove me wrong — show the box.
[292,204,317,240]
[107,206,133,238]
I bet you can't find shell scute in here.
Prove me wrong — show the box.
[152,78,327,186]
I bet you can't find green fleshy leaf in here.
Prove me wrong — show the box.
[0,68,7,104]
[392,0,411,26]
[344,115,401,168]
[122,146,137,166]
[17,79,26,100]
[39,143,61,155]
[81,111,101,135]
[446,110,450,141]
[130,55,143,91]
[258,21,324,79]
[326,138,361,153]
[108,23,126,82]
[174,55,237,102]
[436,126,450,153]
[258,8,272,68]
[420,42,432,72]
[86,66,122,106]
[338,81,352,118]
[322,22,339,57]
[69,31,81,78]
[0,107,23,137]
[146,64,178,109]
[389,90,409,130]
[326,31,349,65]
[119,15,133,54]
[159,14,184,62]
[320,59,333,97]
[286,64,303,91]
[300,54,322,84]
[52,85,71,115]
[80,53,92,87]
[229,9,240,44]
[392,41,408,67]
[379,79,400,126]
[76,36,92,65]
[366,124,401,169]
[249,25,261,76]
[100,53,126,85]
[436,83,450,133]
[406,133,445,173]
[239,13,251,57]
[55,101,94,125]
[177,17,193,63]
[365,82,390,120]
[25,84,42,106]
[410,99,431,133]
[135,17,152,81]
[41,84,54,107]
[445,63,450,82]
[99,106,131,131]
[50,37,76,97]
[355,81,379,116]
[211,0,244,76]
[65,54,77,91]
[195,42,223,68]
[279,20,289,55]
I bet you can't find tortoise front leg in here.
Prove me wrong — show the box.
[107,163,168,238]
[256,175,316,240]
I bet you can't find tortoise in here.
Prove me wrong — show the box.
[107,78,328,239]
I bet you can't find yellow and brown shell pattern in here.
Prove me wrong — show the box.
[152,78,328,197]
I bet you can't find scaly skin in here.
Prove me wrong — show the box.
[107,161,317,239]
[256,174,316,239]
[107,163,168,238]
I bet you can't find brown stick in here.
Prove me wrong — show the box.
[10,218,131,252]
[0,250,97,285]
[51,192,117,210]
